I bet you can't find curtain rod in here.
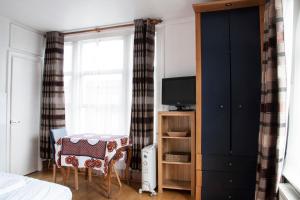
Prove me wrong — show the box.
[63,18,163,36]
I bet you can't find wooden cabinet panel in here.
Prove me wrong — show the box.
[196,170,202,188]
[201,11,231,155]
[196,154,202,170]
[230,7,261,157]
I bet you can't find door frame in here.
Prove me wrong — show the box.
[6,50,43,173]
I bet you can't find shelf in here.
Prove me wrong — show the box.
[162,135,191,139]
[159,111,195,116]
[162,179,191,190]
[162,161,191,165]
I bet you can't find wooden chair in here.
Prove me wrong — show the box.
[50,128,67,183]
[106,146,132,198]
[50,128,92,190]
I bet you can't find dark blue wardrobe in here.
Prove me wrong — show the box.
[194,2,263,199]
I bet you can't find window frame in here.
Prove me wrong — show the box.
[63,30,133,135]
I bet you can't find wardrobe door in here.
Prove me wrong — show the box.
[201,11,231,155]
[230,7,261,156]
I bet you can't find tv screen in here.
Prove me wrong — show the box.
[162,76,196,107]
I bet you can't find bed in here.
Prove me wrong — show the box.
[0,172,72,200]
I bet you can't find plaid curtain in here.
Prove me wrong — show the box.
[40,32,65,159]
[255,0,287,199]
[130,19,155,170]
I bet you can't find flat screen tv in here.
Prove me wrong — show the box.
[162,76,196,110]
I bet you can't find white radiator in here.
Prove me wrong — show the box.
[279,183,300,200]
[139,145,157,196]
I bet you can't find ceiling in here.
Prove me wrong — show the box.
[0,0,197,32]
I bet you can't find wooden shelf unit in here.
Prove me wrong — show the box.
[158,111,195,196]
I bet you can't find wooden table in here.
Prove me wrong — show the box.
[55,134,132,198]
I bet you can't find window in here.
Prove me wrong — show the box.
[64,34,133,135]
[283,0,300,192]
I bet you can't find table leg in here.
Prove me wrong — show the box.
[88,167,92,183]
[66,167,70,181]
[125,147,132,184]
[74,167,79,190]
[52,164,56,183]
[85,168,88,180]
[60,167,67,185]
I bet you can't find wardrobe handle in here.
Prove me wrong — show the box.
[238,104,243,109]
[219,104,224,109]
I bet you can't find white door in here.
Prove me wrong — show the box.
[9,54,41,175]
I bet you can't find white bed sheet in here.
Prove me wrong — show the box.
[0,172,72,200]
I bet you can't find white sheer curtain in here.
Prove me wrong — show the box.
[283,0,300,192]
[63,34,133,135]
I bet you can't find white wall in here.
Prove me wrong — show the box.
[0,16,44,172]
[154,17,196,141]
[164,17,196,77]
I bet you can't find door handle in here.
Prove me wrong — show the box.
[10,120,21,125]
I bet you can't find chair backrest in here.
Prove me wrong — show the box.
[50,128,67,160]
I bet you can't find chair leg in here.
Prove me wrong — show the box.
[85,168,88,180]
[74,167,79,190]
[48,159,51,169]
[113,166,122,187]
[107,166,112,198]
[66,167,70,181]
[125,147,132,184]
[88,167,92,183]
[52,164,57,183]
[60,167,67,185]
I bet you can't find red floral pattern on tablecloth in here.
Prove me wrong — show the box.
[121,138,128,146]
[107,141,117,152]
[65,156,79,167]
[84,159,102,168]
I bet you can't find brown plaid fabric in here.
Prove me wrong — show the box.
[130,19,155,170]
[40,32,65,159]
[255,0,287,199]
